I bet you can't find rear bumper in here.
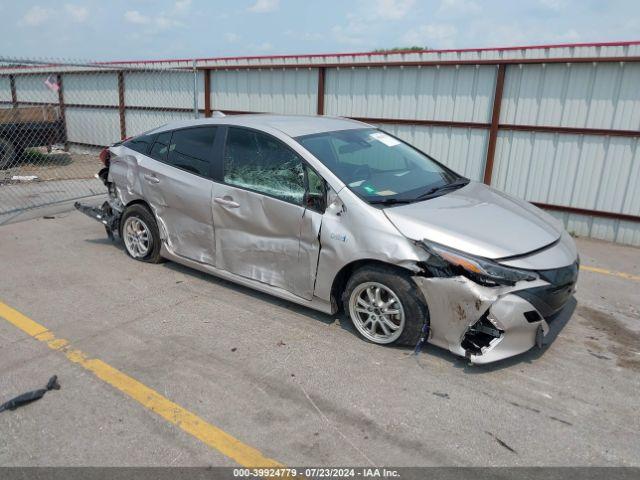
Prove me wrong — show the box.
[74,199,121,239]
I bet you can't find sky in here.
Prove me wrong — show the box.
[1,0,639,62]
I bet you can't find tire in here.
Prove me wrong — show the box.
[343,264,429,346]
[120,204,163,263]
[0,138,17,170]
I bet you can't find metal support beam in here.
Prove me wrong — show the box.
[483,64,506,185]
[192,59,198,119]
[204,70,211,117]
[9,74,17,107]
[117,71,126,140]
[194,56,640,72]
[56,74,68,150]
[351,116,490,129]
[317,67,326,115]
[532,203,640,223]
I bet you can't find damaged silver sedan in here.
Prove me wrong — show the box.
[76,114,578,364]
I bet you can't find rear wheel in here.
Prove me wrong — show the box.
[344,265,428,346]
[121,204,163,263]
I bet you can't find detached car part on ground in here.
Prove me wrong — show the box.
[76,114,579,364]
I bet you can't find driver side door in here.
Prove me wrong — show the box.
[211,127,324,300]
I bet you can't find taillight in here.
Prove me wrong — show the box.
[99,147,110,166]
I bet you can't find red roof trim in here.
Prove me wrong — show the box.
[95,40,640,65]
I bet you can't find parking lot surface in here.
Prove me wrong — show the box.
[0,210,639,466]
[0,150,105,225]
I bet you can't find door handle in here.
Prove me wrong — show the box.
[214,196,240,208]
[143,174,160,184]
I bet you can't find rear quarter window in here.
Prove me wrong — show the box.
[166,127,217,177]
[123,134,155,155]
[149,131,172,162]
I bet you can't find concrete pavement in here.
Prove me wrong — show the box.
[0,210,638,466]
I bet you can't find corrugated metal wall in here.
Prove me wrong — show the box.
[61,73,120,145]
[124,70,205,134]
[211,68,317,114]
[492,61,640,245]
[64,73,119,106]
[500,63,640,129]
[13,75,58,103]
[325,65,496,121]
[65,107,120,145]
[2,43,640,246]
[0,77,12,103]
[125,71,203,109]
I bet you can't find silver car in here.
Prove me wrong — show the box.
[77,114,579,364]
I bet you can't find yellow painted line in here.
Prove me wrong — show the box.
[580,265,640,282]
[0,301,282,468]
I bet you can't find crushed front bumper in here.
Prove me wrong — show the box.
[413,271,575,364]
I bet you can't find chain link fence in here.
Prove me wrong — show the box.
[0,57,200,224]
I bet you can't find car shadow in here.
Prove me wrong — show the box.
[85,236,576,370]
[161,260,345,328]
[85,237,122,247]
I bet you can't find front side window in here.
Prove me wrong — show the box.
[166,127,217,177]
[297,128,465,204]
[224,127,305,204]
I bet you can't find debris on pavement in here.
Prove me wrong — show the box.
[413,322,431,356]
[10,175,40,182]
[0,375,61,413]
[432,392,450,399]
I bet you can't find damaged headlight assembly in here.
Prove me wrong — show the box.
[419,240,538,287]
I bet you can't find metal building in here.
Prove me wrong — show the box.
[1,41,639,245]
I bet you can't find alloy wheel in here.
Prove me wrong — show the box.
[349,281,405,344]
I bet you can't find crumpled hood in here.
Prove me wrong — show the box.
[383,182,563,259]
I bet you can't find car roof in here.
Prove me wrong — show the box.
[151,114,371,138]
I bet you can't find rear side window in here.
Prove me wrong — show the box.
[223,127,305,204]
[149,131,172,162]
[124,133,155,154]
[166,127,217,177]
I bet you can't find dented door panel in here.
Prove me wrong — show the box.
[211,183,320,300]
[138,156,215,265]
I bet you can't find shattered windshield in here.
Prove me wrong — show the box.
[297,128,464,204]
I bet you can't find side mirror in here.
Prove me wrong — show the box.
[304,190,326,213]
[304,166,327,213]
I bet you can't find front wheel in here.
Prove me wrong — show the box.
[343,265,428,346]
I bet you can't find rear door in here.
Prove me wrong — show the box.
[211,126,324,300]
[138,126,218,264]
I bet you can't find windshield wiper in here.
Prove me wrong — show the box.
[414,178,470,201]
[368,198,413,206]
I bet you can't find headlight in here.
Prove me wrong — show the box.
[421,241,538,286]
